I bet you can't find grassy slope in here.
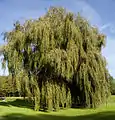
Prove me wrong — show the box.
[0,96,115,120]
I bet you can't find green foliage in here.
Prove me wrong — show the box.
[109,75,115,95]
[0,45,4,55]
[3,7,110,111]
[0,76,19,97]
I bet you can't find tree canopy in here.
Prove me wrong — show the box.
[3,7,110,111]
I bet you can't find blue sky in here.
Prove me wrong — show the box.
[0,0,115,77]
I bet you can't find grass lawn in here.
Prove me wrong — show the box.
[0,96,115,120]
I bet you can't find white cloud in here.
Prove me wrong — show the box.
[100,23,111,31]
[102,36,115,77]
[0,55,9,76]
[73,0,115,35]
[100,22,115,34]
[74,0,102,26]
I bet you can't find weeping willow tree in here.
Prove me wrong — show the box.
[3,7,110,111]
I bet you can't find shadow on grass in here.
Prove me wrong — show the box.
[0,99,34,109]
[1,111,115,120]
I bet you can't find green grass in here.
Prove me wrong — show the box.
[0,96,115,120]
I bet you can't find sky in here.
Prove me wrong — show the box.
[0,0,115,77]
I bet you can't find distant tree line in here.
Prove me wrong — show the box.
[0,76,26,97]
[109,75,115,95]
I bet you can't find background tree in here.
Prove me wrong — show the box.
[109,74,115,95]
[0,76,18,97]
[3,7,110,111]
